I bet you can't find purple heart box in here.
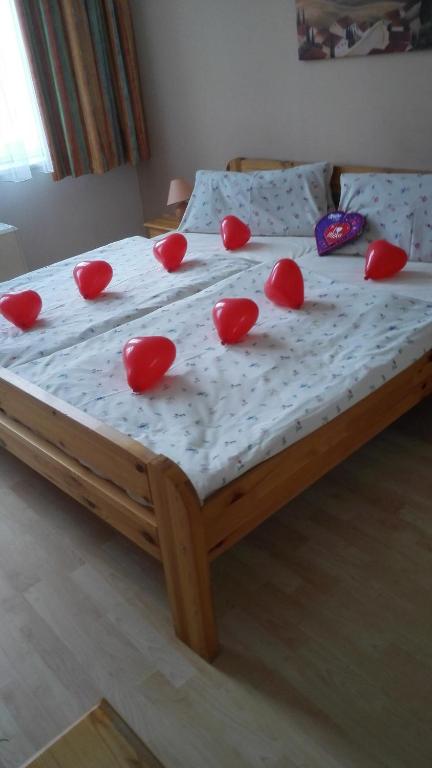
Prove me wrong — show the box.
[315,211,365,255]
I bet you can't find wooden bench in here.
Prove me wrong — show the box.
[22,700,164,768]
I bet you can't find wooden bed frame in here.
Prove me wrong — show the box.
[1,158,431,661]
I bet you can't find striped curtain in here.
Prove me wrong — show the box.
[15,0,149,180]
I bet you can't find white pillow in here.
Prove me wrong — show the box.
[338,173,432,262]
[180,163,333,237]
[180,171,250,233]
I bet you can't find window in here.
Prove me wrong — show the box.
[0,0,52,181]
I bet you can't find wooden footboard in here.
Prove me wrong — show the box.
[1,350,431,661]
[0,410,161,558]
[0,366,219,660]
[0,369,155,501]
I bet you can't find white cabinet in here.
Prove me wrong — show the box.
[0,224,27,282]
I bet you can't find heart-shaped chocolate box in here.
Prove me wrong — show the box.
[315,211,365,255]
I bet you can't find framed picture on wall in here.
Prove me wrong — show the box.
[296,0,432,59]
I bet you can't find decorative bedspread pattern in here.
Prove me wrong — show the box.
[0,236,257,368]
[15,262,432,500]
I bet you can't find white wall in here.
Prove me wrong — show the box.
[3,1,431,272]
[131,0,432,216]
[0,164,144,271]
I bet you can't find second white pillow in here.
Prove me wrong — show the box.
[338,172,432,262]
[180,163,333,237]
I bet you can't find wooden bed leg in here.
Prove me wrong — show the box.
[149,457,219,661]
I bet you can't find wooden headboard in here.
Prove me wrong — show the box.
[227,157,421,206]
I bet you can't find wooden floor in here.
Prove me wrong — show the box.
[0,399,431,768]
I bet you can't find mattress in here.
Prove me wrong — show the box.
[0,235,257,368]
[280,237,432,302]
[14,251,432,501]
[182,234,432,301]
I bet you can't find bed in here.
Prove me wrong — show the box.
[1,158,431,661]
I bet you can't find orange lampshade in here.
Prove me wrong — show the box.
[167,178,193,206]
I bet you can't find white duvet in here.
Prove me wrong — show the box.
[0,235,258,368]
[14,255,432,501]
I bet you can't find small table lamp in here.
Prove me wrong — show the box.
[167,178,193,222]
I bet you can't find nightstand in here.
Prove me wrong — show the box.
[0,223,27,280]
[144,215,179,239]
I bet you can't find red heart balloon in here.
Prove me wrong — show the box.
[123,336,176,393]
[212,298,259,344]
[264,259,304,309]
[73,260,113,299]
[153,233,187,272]
[0,290,42,330]
[220,216,251,251]
[364,240,408,280]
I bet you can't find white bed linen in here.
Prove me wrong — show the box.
[0,235,257,368]
[15,259,432,501]
[282,237,432,301]
[182,234,432,302]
